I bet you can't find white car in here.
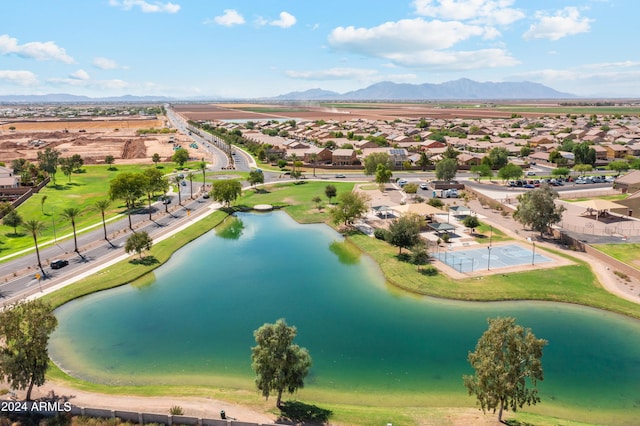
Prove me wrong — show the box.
[419,183,429,190]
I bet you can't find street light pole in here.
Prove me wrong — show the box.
[487,246,492,271]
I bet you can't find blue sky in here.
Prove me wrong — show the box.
[1,0,639,99]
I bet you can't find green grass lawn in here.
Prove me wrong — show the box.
[0,162,231,259]
[592,243,640,270]
[565,194,629,202]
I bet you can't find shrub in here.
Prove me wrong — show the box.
[427,198,444,208]
[419,266,438,276]
[374,228,388,240]
[403,183,418,193]
[169,405,184,415]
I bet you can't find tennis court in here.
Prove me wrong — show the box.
[433,243,553,273]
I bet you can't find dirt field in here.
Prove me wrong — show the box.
[172,102,548,123]
[0,118,209,165]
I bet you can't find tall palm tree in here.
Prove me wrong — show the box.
[93,199,111,241]
[199,161,207,186]
[188,172,194,199]
[310,153,318,177]
[22,219,45,275]
[60,207,82,253]
[173,175,183,206]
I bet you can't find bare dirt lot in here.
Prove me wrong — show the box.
[0,118,208,165]
[172,102,548,123]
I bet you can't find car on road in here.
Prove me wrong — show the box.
[162,197,171,204]
[526,171,536,176]
[202,193,210,199]
[51,259,69,269]
[419,183,429,190]
[335,174,346,178]
[180,180,187,186]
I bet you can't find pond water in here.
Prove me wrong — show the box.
[49,212,640,422]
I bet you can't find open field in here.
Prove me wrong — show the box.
[0,117,208,164]
[172,101,640,123]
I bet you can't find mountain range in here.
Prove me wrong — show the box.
[0,79,576,103]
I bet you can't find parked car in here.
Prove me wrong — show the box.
[181,180,187,186]
[526,171,536,176]
[335,174,346,178]
[51,259,69,269]
[202,193,210,199]
[523,183,535,188]
[445,189,458,198]
[419,183,429,190]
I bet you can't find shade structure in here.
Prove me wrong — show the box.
[392,203,444,216]
[573,199,627,211]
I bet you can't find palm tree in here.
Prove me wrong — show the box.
[173,175,183,206]
[199,161,207,186]
[188,172,194,199]
[93,199,111,241]
[60,207,82,253]
[22,219,45,275]
[310,153,318,177]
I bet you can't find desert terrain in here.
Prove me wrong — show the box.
[0,117,207,165]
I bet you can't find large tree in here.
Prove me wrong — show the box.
[125,231,153,259]
[513,185,566,236]
[573,142,596,166]
[325,184,337,203]
[435,158,458,181]
[142,168,169,219]
[251,319,312,408]
[498,163,524,181]
[487,147,510,169]
[387,213,422,255]
[330,191,370,227]
[37,147,60,184]
[0,300,58,401]
[108,172,146,229]
[210,179,243,207]
[60,207,82,253]
[364,152,392,175]
[375,163,393,186]
[172,147,189,167]
[3,208,23,235]
[464,317,547,423]
[248,169,265,188]
[470,164,493,181]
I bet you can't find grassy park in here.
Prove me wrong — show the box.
[6,176,640,425]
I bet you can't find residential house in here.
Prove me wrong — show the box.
[614,170,640,193]
[332,149,358,166]
[0,166,19,188]
[603,144,629,159]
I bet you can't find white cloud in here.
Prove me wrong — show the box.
[70,69,90,80]
[93,57,127,70]
[270,11,297,28]
[286,68,379,80]
[524,7,592,41]
[328,18,517,70]
[0,70,39,86]
[0,34,74,63]
[210,9,245,27]
[109,0,180,13]
[48,76,129,90]
[413,0,525,26]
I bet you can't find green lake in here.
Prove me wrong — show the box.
[49,212,640,423]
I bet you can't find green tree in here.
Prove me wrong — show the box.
[248,169,265,188]
[387,213,422,255]
[375,163,393,186]
[548,150,563,164]
[573,142,596,166]
[143,168,169,219]
[210,179,243,207]
[573,164,593,175]
[497,163,524,181]
[519,146,532,157]
[70,154,84,172]
[58,157,74,182]
[442,144,459,159]
[60,207,82,253]
[251,319,312,408]
[513,185,566,236]
[0,299,58,401]
[105,155,116,169]
[435,158,458,181]
[172,147,189,167]
[37,147,60,184]
[40,194,47,214]
[22,219,46,275]
[470,164,493,181]
[109,172,146,229]
[609,160,629,176]
[312,196,322,210]
[464,317,547,423]
[199,161,207,185]
[487,147,509,169]
[364,152,392,175]
[152,153,161,167]
[330,191,370,226]
[416,151,431,171]
[552,167,571,178]
[325,184,337,203]
[93,199,111,241]
[3,209,23,235]
[125,231,153,259]
[462,215,481,234]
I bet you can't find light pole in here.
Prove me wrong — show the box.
[487,246,492,271]
[528,237,536,265]
[489,225,493,248]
